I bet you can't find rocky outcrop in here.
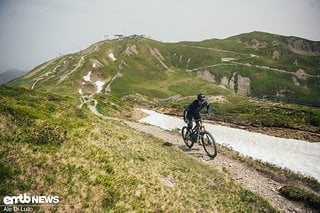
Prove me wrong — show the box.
[292,76,300,86]
[237,74,251,96]
[276,88,293,99]
[287,38,320,56]
[208,95,228,103]
[247,39,268,49]
[272,51,281,59]
[220,76,229,89]
[272,40,279,47]
[196,70,215,82]
[220,73,236,91]
[294,68,308,80]
[220,73,251,96]
[229,73,236,91]
[122,44,139,57]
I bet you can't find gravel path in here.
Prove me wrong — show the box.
[88,106,313,212]
[139,109,320,181]
[124,120,313,212]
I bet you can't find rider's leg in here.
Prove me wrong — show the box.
[187,118,193,131]
[184,110,193,131]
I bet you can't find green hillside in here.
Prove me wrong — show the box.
[2,32,320,210]
[8,31,320,106]
[0,86,276,211]
[7,31,319,139]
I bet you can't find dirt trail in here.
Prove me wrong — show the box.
[87,105,312,212]
[124,119,313,213]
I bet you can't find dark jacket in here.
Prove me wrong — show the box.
[185,99,211,116]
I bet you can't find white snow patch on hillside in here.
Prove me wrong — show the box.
[95,81,105,93]
[108,53,117,61]
[139,109,320,181]
[83,71,92,82]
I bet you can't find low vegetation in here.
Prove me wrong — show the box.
[279,185,320,209]
[0,86,277,211]
[3,31,319,211]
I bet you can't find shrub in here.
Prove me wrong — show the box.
[279,185,320,209]
[31,124,67,145]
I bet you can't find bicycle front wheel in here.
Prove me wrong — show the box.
[201,131,217,158]
[182,126,194,148]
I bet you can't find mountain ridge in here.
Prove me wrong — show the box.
[8,31,320,106]
[0,69,26,85]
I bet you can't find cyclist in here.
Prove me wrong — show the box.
[183,93,211,133]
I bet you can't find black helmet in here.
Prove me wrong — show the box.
[197,93,206,101]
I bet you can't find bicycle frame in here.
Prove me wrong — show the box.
[182,118,217,158]
[192,119,205,144]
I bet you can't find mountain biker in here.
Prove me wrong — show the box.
[183,93,211,133]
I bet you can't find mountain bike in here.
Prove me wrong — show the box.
[181,118,217,158]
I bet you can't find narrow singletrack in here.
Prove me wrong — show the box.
[124,119,312,213]
[87,104,312,212]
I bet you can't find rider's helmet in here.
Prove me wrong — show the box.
[197,93,206,101]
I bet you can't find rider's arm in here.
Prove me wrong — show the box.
[206,102,211,115]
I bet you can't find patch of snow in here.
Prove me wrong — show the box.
[83,71,92,82]
[93,62,96,68]
[108,53,117,61]
[79,89,83,95]
[221,58,235,62]
[140,109,185,130]
[139,109,320,181]
[95,81,105,93]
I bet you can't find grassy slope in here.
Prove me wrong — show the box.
[179,32,320,105]
[6,33,320,135]
[0,86,276,211]
[8,32,320,106]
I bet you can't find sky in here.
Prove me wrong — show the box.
[0,0,320,73]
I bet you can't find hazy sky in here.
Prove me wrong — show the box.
[0,0,319,72]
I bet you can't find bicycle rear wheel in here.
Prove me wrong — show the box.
[182,126,194,148]
[201,131,217,158]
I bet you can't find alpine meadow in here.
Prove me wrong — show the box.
[1,31,320,212]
